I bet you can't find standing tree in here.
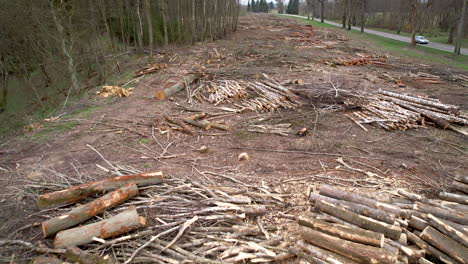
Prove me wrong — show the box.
[410,0,417,47]
[360,0,367,32]
[342,0,348,28]
[277,0,284,14]
[318,0,325,23]
[269,1,275,11]
[454,0,467,55]
[248,1,251,12]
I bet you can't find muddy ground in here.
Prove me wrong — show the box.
[0,14,467,263]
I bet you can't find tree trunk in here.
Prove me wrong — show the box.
[136,0,144,53]
[310,193,396,224]
[453,180,468,194]
[37,171,163,209]
[342,0,347,28]
[414,202,468,225]
[426,214,468,248]
[297,240,348,264]
[301,227,398,264]
[42,183,139,237]
[439,192,468,205]
[320,0,325,23]
[161,0,169,46]
[347,0,352,30]
[54,207,146,248]
[155,74,198,100]
[406,230,458,264]
[315,200,402,240]
[420,226,468,264]
[144,0,153,57]
[410,0,417,47]
[0,58,8,111]
[298,214,385,247]
[454,0,467,55]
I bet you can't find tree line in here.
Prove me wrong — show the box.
[0,0,240,115]
[280,0,466,54]
[247,0,275,13]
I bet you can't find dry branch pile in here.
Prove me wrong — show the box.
[133,64,167,78]
[293,183,468,264]
[96,86,134,98]
[193,74,301,112]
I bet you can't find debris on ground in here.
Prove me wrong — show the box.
[247,123,293,136]
[96,86,134,98]
[411,72,443,84]
[133,63,167,78]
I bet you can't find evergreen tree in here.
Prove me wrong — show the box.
[269,1,275,10]
[287,0,299,14]
[286,0,292,14]
[252,0,257,12]
[247,1,251,12]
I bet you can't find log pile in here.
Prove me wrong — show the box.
[196,74,300,112]
[292,183,468,264]
[411,72,443,85]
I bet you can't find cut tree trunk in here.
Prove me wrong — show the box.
[453,181,468,194]
[439,192,468,205]
[297,240,347,264]
[315,200,402,240]
[183,118,230,131]
[298,214,384,247]
[155,74,198,100]
[319,184,406,218]
[412,212,468,234]
[380,91,459,113]
[414,202,468,225]
[54,207,146,248]
[37,171,163,209]
[406,230,457,264]
[420,226,468,264]
[426,214,468,248]
[310,193,396,224]
[409,215,429,231]
[42,183,139,237]
[440,201,468,212]
[301,227,398,264]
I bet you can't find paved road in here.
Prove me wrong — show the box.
[283,14,468,56]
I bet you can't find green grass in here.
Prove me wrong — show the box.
[284,16,468,71]
[29,120,79,141]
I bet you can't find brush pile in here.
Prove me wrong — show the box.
[194,74,301,112]
[294,182,468,264]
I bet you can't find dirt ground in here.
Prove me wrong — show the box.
[0,14,467,263]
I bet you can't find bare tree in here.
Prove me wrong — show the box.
[454,0,467,55]
[318,0,325,23]
[410,0,417,47]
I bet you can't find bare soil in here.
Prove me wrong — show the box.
[0,14,466,263]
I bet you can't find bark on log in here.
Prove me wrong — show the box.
[54,207,146,248]
[310,193,396,224]
[420,226,468,264]
[426,214,468,248]
[409,215,429,231]
[385,239,419,259]
[301,227,398,264]
[319,184,407,218]
[288,247,329,264]
[454,175,468,184]
[66,246,116,264]
[439,192,468,205]
[380,91,459,113]
[412,212,468,234]
[406,230,458,264]
[42,183,139,237]
[453,181,468,194]
[315,199,402,240]
[183,118,230,131]
[37,171,163,209]
[297,240,346,264]
[440,201,468,212]
[298,214,384,247]
[414,202,468,225]
[155,74,198,100]
[397,189,439,207]
[164,116,194,135]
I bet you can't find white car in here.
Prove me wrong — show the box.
[415,36,429,44]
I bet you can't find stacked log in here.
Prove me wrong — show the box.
[292,183,468,264]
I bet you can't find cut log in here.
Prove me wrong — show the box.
[454,175,468,184]
[453,181,468,194]
[385,239,419,259]
[183,118,230,131]
[37,171,163,209]
[288,247,329,264]
[319,184,407,218]
[298,214,384,247]
[155,74,198,100]
[409,215,429,231]
[414,202,468,225]
[54,207,146,248]
[424,114,450,129]
[406,230,458,264]
[66,246,116,264]
[426,214,468,248]
[310,193,396,224]
[397,189,439,207]
[440,201,468,212]
[439,192,468,205]
[301,227,398,264]
[42,183,139,237]
[412,212,468,234]
[380,91,459,113]
[164,116,194,135]
[297,240,346,264]
[315,200,402,240]
[420,226,468,264]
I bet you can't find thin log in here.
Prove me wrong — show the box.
[155,74,198,100]
[319,184,407,218]
[310,193,396,224]
[414,202,468,225]
[301,227,398,264]
[183,118,230,131]
[385,239,419,259]
[454,175,468,184]
[380,91,459,113]
[164,116,194,135]
[298,214,384,247]
[42,183,139,237]
[297,240,345,264]
[439,192,468,205]
[453,181,468,194]
[440,201,468,212]
[397,189,439,207]
[411,213,468,234]
[37,171,163,209]
[66,246,116,264]
[426,214,468,247]
[419,226,468,264]
[409,215,429,231]
[406,230,457,264]
[288,247,329,264]
[54,207,146,248]
[315,200,402,240]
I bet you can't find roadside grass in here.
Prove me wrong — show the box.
[285,16,468,71]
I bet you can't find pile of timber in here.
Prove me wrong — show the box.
[292,183,468,264]
[335,58,371,66]
[410,72,443,85]
[450,74,468,87]
[164,112,230,134]
[196,74,300,112]
[25,170,292,263]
